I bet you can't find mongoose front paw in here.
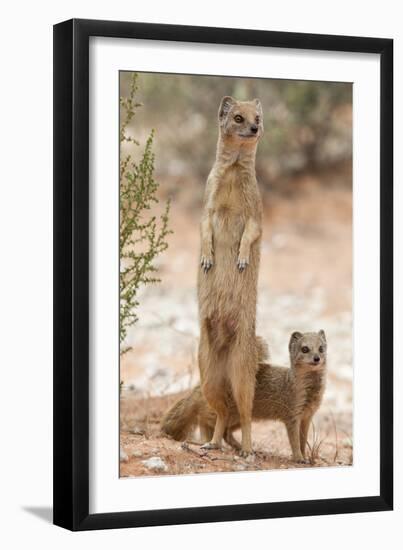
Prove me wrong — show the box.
[237,258,249,272]
[201,256,213,273]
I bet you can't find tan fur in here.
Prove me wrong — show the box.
[197,96,264,455]
[162,331,327,462]
[162,336,269,446]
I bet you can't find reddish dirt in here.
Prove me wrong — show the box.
[120,391,353,478]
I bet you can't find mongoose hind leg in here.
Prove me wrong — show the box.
[199,423,214,444]
[224,429,241,451]
[229,345,256,458]
[201,379,228,450]
[201,408,228,450]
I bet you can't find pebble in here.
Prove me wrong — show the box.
[120,447,128,463]
[131,449,143,458]
[141,456,168,472]
[129,426,145,435]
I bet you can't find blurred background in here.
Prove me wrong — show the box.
[119,71,353,476]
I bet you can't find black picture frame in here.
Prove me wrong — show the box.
[53,18,393,531]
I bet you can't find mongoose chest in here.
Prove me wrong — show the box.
[211,168,250,239]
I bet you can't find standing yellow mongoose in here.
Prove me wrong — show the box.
[162,331,327,462]
[197,96,264,456]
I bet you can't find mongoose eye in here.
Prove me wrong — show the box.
[301,346,309,353]
[234,115,244,123]
[319,346,324,353]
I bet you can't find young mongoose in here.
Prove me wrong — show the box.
[197,96,264,456]
[162,331,327,462]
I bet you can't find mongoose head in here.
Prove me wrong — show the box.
[218,96,263,144]
[289,330,327,372]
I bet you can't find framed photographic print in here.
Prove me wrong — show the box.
[53,19,393,530]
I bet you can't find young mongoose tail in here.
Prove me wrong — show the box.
[197,96,264,457]
[162,331,327,463]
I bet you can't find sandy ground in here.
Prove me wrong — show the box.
[120,392,353,477]
[120,167,353,477]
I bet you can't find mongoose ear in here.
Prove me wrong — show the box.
[318,329,327,342]
[218,96,236,120]
[253,98,263,113]
[289,331,303,353]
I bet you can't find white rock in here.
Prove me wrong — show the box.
[141,456,168,472]
[131,449,143,458]
[120,447,128,463]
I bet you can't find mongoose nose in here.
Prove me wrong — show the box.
[313,355,320,363]
[251,125,258,134]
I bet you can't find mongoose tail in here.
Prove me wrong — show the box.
[161,385,202,441]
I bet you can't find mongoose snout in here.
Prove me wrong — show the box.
[219,96,264,142]
[290,330,327,372]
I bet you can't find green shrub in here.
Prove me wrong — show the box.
[120,73,171,355]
